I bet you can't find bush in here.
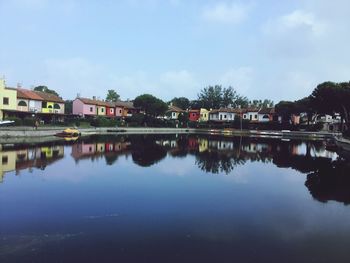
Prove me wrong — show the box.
[7,117,22,126]
[22,117,35,126]
[306,122,323,132]
[90,116,118,127]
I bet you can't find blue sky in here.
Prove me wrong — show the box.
[1,0,349,102]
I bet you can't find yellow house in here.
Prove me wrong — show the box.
[199,108,210,122]
[96,105,106,116]
[0,150,16,183]
[0,78,17,120]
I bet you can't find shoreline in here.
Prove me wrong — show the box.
[0,126,342,144]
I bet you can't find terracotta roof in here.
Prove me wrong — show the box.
[167,105,184,113]
[77,97,108,106]
[258,108,275,114]
[17,88,44,101]
[114,101,136,109]
[209,108,243,114]
[77,98,136,109]
[245,108,260,112]
[33,91,64,103]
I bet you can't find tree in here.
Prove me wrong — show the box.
[34,86,60,97]
[169,97,190,110]
[134,94,168,117]
[249,99,274,108]
[64,100,73,114]
[310,81,350,132]
[106,90,120,102]
[197,85,240,109]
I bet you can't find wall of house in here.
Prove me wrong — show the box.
[17,99,29,112]
[189,112,200,121]
[97,106,106,116]
[106,107,115,117]
[218,112,236,121]
[73,99,96,116]
[258,114,271,122]
[199,109,209,122]
[0,79,17,120]
[209,113,219,121]
[0,150,16,182]
[244,112,259,121]
[28,100,42,113]
[115,107,123,117]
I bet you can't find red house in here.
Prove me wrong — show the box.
[189,109,200,122]
[105,102,116,117]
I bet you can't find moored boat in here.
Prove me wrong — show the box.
[55,128,81,138]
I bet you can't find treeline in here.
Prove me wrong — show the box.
[275,81,350,135]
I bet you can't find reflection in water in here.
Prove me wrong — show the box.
[0,144,64,182]
[1,134,350,205]
[1,135,350,263]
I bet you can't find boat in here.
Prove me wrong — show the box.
[55,128,81,138]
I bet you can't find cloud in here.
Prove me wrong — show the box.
[262,9,327,36]
[201,2,251,24]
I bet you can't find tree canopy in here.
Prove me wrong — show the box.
[34,86,60,97]
[197,85,245,109]
[106,90,120,102]
[134,94,168,117]
[169,97,190,110]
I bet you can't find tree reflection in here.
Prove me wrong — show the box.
[130,136,167,167]
[305,156,350,205]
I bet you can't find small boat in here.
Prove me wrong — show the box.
[55,128,81,138]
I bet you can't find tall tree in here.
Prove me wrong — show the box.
[106,90,120,102]
[169,97,190,110]
[197,85,240,109]
[34,86,60,97]
[134,94,168,117]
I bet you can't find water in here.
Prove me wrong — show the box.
[1,134,350,263]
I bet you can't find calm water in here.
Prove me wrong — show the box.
[1,134,350,263]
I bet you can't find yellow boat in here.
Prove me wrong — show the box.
[55,128,81,138]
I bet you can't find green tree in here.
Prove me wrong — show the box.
[169,97,190,110]
[64,100,73,114]
[197,85,241,109]
[134,94,168,117]
[106,89,120,102]
[310,81,350,131]
[34,86,60,97]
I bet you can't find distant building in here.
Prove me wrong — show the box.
[0,79,17,120]
[188,109,200,122]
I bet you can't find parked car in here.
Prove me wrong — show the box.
[0,120,15,126]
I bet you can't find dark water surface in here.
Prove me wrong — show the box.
[1,134,350,263]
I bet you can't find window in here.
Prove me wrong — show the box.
[110,109,114,113]
[101,108,104,113]
[224,114,227,118]
[2,156,8,165]
[255,114,258,119]
[54,103,60,109]
[42,101,47,108]
[48,105,53,109]
[3,97,9,105]
[18,100,27,106]
[90,107,93,112]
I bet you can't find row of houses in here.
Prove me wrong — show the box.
[72,97,139,118]
[0,79,65,121]
[166,105,277,123]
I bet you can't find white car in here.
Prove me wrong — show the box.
[0,120,15,126]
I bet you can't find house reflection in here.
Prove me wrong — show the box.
[1,134,350,205]
[0,145,64,182]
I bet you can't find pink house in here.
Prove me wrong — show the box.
[73,98,97,117]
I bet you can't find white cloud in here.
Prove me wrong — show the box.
[202,2,251,24]
[263,9,327,36]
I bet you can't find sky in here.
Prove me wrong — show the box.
[0,0,349,102]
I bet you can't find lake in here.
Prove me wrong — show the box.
[1,134,350,263]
